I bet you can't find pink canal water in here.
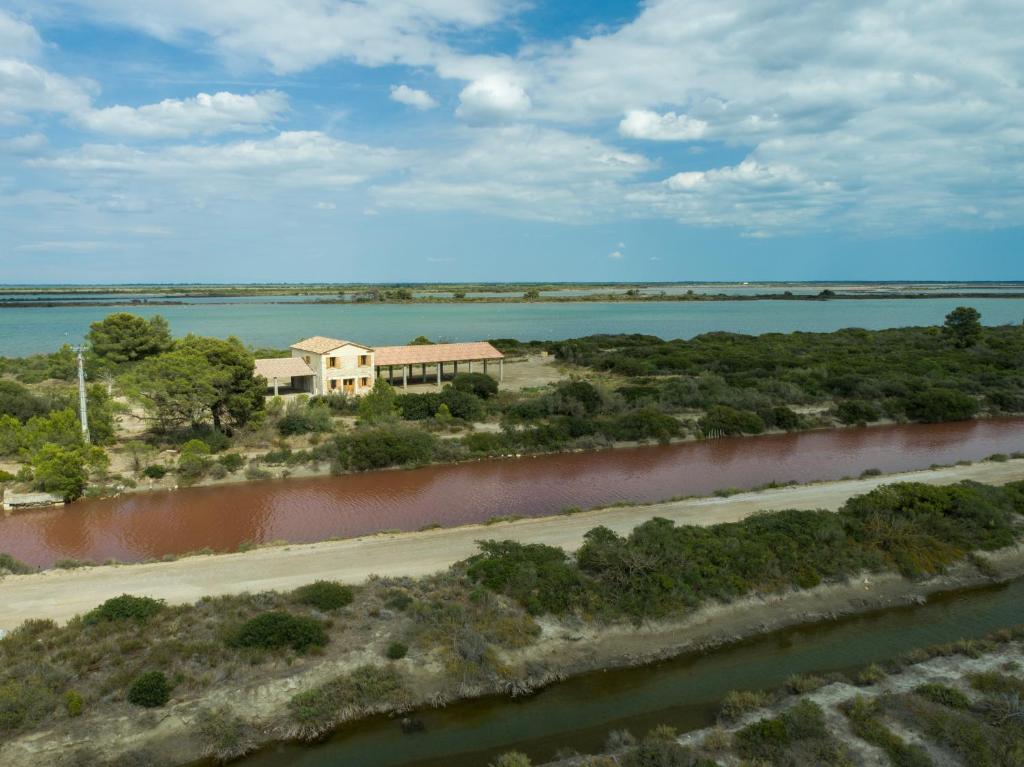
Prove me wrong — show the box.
[1,419,1022,567]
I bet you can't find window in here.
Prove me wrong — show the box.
[303,356,311,365]
[358,354,370,366]
[330,379,339,390]
[328,356,338,368]
[360,377,369,387]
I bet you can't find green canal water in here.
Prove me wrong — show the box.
[235,578,1024,767]
[5,297,1024,356]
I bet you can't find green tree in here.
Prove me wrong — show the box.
[32,444,88,501]
[358,378,398,424]
[125,348,219,430]
[87,313,171,365]
[943,306,982,348]
[523,289,541,300]
[21,409,83,453]
[0,415,23,456]
[409,335,433,345]
[126,336,263,431]
[174,335,265,431]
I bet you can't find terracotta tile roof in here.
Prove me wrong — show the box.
[254,357,314,379]
[290,336,371,354]
[373,342,504,366]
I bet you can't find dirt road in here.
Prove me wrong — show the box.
[2,459,1022,630]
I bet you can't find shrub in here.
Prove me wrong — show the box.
[142,464,167,479]
[197,706,259,762]
[699,405,765,435]
[288,665,409,739]
[32,444,88,501]
[386,641,408,660]
[84,594,164,624]
[466,540,589,615]
[337,426,438,471]
[177,439,211,481]
[292,581,354,611]
[720,689,770,720]
[127,671,171,708]
[227,611,328,652]
[439,386,485,421]
[914,683,971,709]
[835,399,882,425]
[0,680,57,733]
[218,453,245,473]
[452,372,499,400]
[0,553,34,575]
[903,388,977,423]
[64,690,83,717]
[278,399,333,435]
[490,753,531,767]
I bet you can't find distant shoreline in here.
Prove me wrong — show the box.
[4,290,1024,308]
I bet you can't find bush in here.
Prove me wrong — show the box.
[278,399,333,435]
[292,581,354,611]
[142,464,167,479]
[835,399,882,425]
[720,689,769,720]
[288,665,409,740]
[177,438,211,481]
[127,671,171,708]
[491,753,532,767]
[386,641,408,660]
[699,405,765,435]
[337,426,438,471]
[197,706,259,762]
[84,594,164,624]
[227,611,328,652]
[0,553,34,575]
[903,388,977,423]
[218,453,245,473]
[452,372,499,400]
[914,683,971,709]
[64,690,83,717]
[466,540,589,615]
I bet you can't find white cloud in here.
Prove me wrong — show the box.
[34,131,405,190]
[455,75,531,122]
[607,250,623,259]
[0,59,94,123]
[374,125,651,222]
[0,132,46,153]
[77,90,288,138]
[315,201,336,210]
[390,84,437,110]
[0,10,42,60]
[619,110,707,141]
[47,0,515,74]
[15,240,108,252]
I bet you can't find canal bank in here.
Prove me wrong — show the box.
[3,545,1023,767]
[2,418,1023,568]
[3,457,1024,628]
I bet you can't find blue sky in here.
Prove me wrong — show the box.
[1,0,1022,283]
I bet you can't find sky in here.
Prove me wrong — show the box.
[0,0,1022,283]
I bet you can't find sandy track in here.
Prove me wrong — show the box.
[2,460,1023,630]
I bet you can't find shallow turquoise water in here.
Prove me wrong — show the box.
[3,298,1024,356]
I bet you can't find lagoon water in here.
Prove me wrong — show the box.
[3,297,1024,356]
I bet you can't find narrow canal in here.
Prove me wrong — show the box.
[1,418,1021,567]
[235,579,1024,767]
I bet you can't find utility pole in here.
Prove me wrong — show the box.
[74,345,90,444]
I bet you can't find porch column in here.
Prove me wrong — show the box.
[403,365,408,388]
[436,362,442,386]
[421,363,426,383]
[453,361,458,375]
[499,358,504,382]
[483,360,488,375]
[468,361,473,373]
[273,377,279,396]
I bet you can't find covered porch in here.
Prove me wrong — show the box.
[254,357,315,396]
[373,342,504,389]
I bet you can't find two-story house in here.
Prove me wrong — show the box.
[288,336,375,396]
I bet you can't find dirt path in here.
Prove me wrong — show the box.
[2,460,1023,630]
